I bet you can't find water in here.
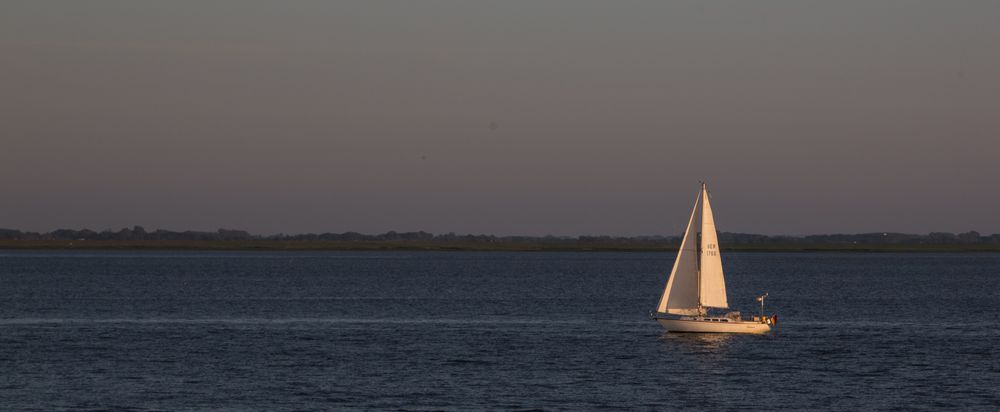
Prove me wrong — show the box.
[0,251,998,410]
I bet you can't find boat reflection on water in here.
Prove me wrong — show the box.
[656,330,778,372]
[657,332,740,371]
[659,331,736,352]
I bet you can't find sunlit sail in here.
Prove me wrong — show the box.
[652,183,775,334]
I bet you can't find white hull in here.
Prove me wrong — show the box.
[656,317,772,334]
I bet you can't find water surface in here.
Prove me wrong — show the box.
[0,251,997,410]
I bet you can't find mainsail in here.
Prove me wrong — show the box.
[656,183,729,315]
[698,188,728,308]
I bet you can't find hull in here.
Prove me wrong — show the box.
[656,317,772,334]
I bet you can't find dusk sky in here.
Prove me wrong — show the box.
[2,1,998,236]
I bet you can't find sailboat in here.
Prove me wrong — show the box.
[651,183,775,334]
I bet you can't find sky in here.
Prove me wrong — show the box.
[2,1,998,236]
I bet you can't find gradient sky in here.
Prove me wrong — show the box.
[2,1,998,236]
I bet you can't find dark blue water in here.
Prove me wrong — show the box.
[0,251,998,410]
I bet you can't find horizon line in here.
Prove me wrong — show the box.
[1,226,995,239]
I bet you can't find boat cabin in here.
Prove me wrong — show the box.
[683,317,732,322]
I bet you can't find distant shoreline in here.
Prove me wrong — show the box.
[1,240,999,253]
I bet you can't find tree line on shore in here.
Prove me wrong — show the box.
[0,226,997,245]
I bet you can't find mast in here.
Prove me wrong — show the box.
[696,182,704,315]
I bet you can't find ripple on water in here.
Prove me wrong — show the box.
[0,251,998,410]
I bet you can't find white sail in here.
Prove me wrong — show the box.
[698,186,729,308]
[653,183,773,334]
[656,189,702,315]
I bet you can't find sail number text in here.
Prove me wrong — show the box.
[704,243,718,256]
